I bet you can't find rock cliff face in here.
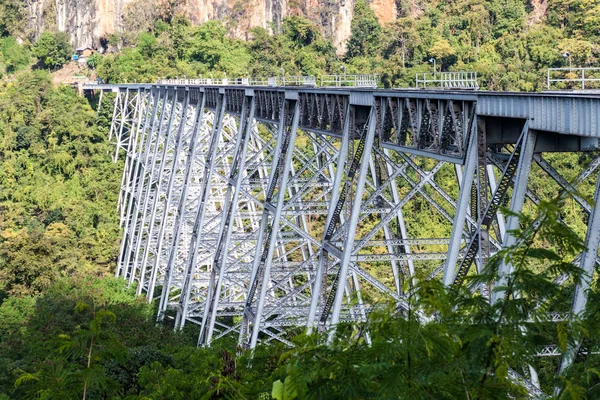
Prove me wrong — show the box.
[24,0,397,52]
[26,0,133,48]
[182,0,398,49]
[24,0,552,52]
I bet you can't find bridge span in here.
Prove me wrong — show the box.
[85,82,600,391]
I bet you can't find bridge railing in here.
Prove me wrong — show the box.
[415,72,479,90]
[547,67,600,90]
[157,78,259,86]
[156,77,317,87]
[320,74,379,88]
[267,76,317,86]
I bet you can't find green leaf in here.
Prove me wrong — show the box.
[272,379,284,400]
[14,371,39,387]
[558,322,569,352]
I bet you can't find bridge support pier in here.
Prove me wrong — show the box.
[117,89,154,279]
[125,92,162,284]
[176,91,226,331]
[198,92,257,345]
[157,93,207,321]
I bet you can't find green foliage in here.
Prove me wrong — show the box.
[0,274,192,398]
[0,71,121,296]
[184,21,251,75]
[32,31,73,70]
[90,1,600,91]
[263,203,598,399]
[346,0,382,59]
[283,16,322,48]
[0,124,597,397]
[0,4,599,400]
[96,16,338,83]
[0,0,26,38]
[0,36,30,74]
[86,52,102,69]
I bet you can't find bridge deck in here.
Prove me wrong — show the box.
[84,83,600,140]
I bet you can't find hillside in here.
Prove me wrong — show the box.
[8,0,557,53]
[1,0,597,92]
[0,1,599,399]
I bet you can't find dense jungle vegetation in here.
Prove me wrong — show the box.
[0,0,599,398]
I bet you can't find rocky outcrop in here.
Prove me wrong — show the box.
[26,0,133,48]
[23,0,548,53]
[528,0,548,25]
[179,0,368,51]
[24,0,396,52]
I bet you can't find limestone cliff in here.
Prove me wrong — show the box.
[26,0,133,48]
[23,0,552,53]
[24,0,398,52]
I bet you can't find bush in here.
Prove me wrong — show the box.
[87,52,102,69]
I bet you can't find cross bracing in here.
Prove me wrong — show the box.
[89,83,600,396]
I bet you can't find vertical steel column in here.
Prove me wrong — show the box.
[97,89,104,113]
[327,107,377,342]
[157,92,206,320]
[368,157,402,294]
[108,89,123,143]
[198,92,256,345]
[117,89,138,218]
[443,124,478,286]
[176,91,227,329]
[487,164,507,241]
[238,102,289,346]
[558,171,600,373]
[119,90,147,227]
[383,149,415,288]
[247,97,300,349]
[491,126,537,305]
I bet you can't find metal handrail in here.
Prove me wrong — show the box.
[157,78,250,86]
[320,74,379,88]
[267,76,317,87]
[157,77,316,87]
[415,72,479,90]
[547,67,600,90]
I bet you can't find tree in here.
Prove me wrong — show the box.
[86,52,102,69]
[429,38,456,68]
[346,0,382,59]
[32,31,73,70]
[283,16,322,48]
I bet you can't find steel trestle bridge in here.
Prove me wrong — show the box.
[86,82,600,396]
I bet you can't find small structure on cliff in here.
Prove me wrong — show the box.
[76,47,95,58]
